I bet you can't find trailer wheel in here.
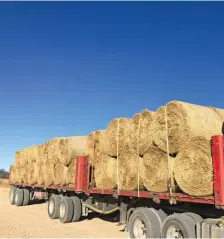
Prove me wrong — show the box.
[48,194,61,219]
[71,196,82,222]
[128,207,161,238]
[161,213,196,238]
[22,189,30,206]
[9,186,16,205]
[14,188,24,206]
[59,197,74,223]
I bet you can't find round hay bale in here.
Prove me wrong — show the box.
[15,167,23,183]
[141,146,175,192]
[209,107,224,121]
[44,163,55,187]
[94,154,116,189]
[118,149,144,190]
[10,165,18,183]
[94,150,144,191]
[36,144,47,165]
[37,163,45,185]
[87,130,105,165]
[27,163,38,185]
[14,151,22,166]
[45,138,59,165]
[46,136,87,166]
[26,145,39,164]
[20,164,29,184]
[174,136,213,196]
[15,150,28,167]
[128,109,155,156]
[151,101,223,154]
[87,131,95,159]
[54,162,68,186]
[103,118,131,157]
[67,159,76,186]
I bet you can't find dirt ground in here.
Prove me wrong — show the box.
[0,187,129,238]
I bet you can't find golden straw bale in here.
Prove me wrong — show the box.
[67,159,76,186]
[46,136,87,166]
[103,118,131,157]
[118,149,144,190]
[9,165,18,184]
[15,167,23,183]
[87,130,105,165]
[26,146,39,164]
[94,154,116,189]
[27,163,38,185]
[152,101,223,154]
[36,144,47,165]
[210,107,224,121]
[44,163,55,186]
[141,146,175,192]
[94,149,143,191]
[37,163,45,185]
[14,150,27,167]
[174,136,213,196]
[128,109,155,156]
[54,162,68,186]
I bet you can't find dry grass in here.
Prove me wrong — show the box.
[152,101,224,154]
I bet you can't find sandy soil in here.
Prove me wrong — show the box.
[0,187,128,238]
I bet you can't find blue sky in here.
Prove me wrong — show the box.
[0,2,224,170]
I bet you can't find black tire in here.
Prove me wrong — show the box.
[158,209,167,221]
[71,196,82,222]
[128,207,161,238]
[182,212,203,223]
[58,197,74,223]
[161,213,196,238]
[14,188,24,206]
[48,194,61,219]
[22,189,30,206]
[9,186,16,205]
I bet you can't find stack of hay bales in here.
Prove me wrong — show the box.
[10,136,87,187]
[93,112,155,191]
[92,118,132,190]
[10,146,40,184]
[150,101,224,196]
[10,100,224,198]
[128,109,155,156]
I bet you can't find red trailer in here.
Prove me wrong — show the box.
[9,135,224,238]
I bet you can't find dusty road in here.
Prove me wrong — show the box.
[0,187,128,238]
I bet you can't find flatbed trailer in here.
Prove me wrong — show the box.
[9,135,224,238]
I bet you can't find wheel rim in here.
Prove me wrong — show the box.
[133,217,147,239]
[49,200,54,214]
[166,225,184,239]
[59,203,66,218]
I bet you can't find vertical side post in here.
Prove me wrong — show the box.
[212,136,224,209]
[83,156,89,193]
[75,156,88,193]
